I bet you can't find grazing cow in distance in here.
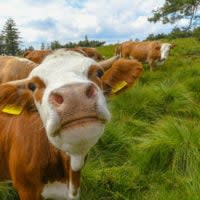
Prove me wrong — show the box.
[0,56,37,83]
[23,47,104,64]
[115,41,132,57]
[116,41,175,71]
[0,50,143,200]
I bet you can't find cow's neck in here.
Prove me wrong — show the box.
[17,111,83,199]
[70,154,85,171]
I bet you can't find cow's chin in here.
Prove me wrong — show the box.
[47,120,105,156]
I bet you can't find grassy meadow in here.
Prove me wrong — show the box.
[1,37,200,200]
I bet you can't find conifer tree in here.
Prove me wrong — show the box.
[2,18,21,55]
[50,40,62,50]
[0,34,5,55]
[40,42,45,50]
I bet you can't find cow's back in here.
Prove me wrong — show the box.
[0,56,37,83]
[130,41,161,61]
[23,50,52,64]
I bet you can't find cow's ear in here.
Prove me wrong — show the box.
[102,58,143,96]
[98,55,119,71]
[0,79,36,114]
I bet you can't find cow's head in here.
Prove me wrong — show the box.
[0,50,142,164]
[160,43,175,62]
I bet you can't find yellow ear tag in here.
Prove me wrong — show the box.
[112,81,128,93]
[2,105,23,115]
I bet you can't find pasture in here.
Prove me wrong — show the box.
[0,37,200,200]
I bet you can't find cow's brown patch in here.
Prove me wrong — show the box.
[88,65,104,88]
[27,76,46,103]
[23,50,53,64]
[69,168,80,196]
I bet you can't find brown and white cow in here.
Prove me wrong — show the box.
[116,41,175,71]
[0,50,143,200]
[0,56,37,83]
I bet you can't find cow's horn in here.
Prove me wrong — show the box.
[98,55,119,70]
[2,78,28,86]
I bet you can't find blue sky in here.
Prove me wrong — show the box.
[0,0,187,49]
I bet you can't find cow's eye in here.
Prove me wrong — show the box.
[96,69,104,78]
[28,82,36,92]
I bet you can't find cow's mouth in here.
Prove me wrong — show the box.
[63,116,105,129]
[51,116,108,137]
[49,116,106,136]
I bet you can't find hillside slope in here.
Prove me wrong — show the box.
[82,38,200,200]
[1,38,200,200]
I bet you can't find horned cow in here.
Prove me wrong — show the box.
[0,50,143,200]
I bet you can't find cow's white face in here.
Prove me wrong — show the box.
[28,50,111,157]
[160,43,173,61]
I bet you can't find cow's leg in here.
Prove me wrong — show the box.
[124,53,130,59]
[148,59,156,71]
[17,187,43,200]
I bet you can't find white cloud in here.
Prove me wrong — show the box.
[0,0,173,48]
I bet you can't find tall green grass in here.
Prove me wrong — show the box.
[0,182,19,200]
[1,37,200,200]
[82,38,200,200]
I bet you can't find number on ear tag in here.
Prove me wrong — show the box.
[112,81,128,93]
[2,105,23,115]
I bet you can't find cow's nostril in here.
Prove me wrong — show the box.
[50,93,64,105]
[85,84,97,99]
